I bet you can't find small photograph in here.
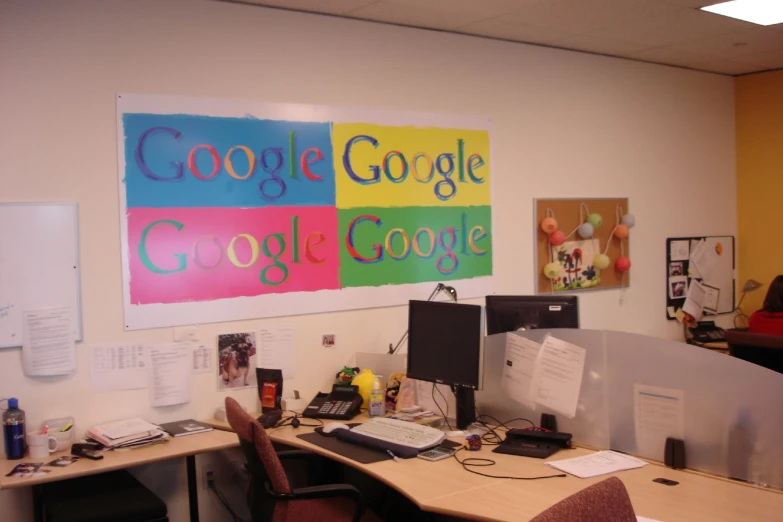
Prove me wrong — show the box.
[46,456,80,468]
[669,276,688,300]
[6,463,49,478]
[218,332,257,391]
[322,334,335,348]
[669,261,685,277]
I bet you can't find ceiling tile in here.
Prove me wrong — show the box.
[239,0,377,15]
[629,46,713,66]
[383,0,547,19]
[664,28,783,60]
[589,7,756,47]
[501,0,683,35]
[692,59,765,75]
[547,33,653,56]
[346,1,482,30]
[741,49,783,69]
[458,18,573,45]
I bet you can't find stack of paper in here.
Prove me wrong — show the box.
[546,450,647,478]
[87,417,168,449]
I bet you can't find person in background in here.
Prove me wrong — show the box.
[748,275,783,336]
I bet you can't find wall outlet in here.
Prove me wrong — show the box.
[203,469,214,491]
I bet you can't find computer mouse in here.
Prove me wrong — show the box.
[322,422,349,434]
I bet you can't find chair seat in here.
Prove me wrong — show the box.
[42,470,168,522]
[278,497,382,522]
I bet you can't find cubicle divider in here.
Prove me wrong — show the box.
[477,329,783,489]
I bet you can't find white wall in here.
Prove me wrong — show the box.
[0,0,736,520]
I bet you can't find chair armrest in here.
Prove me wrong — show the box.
[265,483,365,522]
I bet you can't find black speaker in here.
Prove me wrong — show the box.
[665,438,686,469]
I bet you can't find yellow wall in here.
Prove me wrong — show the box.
[736,69,783,313]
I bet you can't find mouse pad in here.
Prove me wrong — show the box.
[296,432,391,464]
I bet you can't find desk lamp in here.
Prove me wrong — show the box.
[388,283,458,355]
[734,279,763,328]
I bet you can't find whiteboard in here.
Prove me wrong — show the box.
[0,203,82,347]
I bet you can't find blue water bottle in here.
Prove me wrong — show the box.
[2,398,26,460]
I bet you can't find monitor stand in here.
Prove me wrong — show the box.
[453,386,476,430]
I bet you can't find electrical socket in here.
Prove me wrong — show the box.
[203,469,214,491]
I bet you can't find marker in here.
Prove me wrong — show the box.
[40,425,49,435]
[61,422,73,432]
[386,450,400,463]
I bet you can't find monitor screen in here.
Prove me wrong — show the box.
[485,295,579,335]
[406,300,483,389]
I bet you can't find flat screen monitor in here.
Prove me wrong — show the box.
[485,295,579,335]
[406,300,483,390]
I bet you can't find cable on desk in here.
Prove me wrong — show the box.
[431,382,454,432]
[472,414,536,446]
[451,447,567,481]
[269,410,324,431]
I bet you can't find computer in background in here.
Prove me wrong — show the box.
[485,295,579,335]
[406,300,483,430]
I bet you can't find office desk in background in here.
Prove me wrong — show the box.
[203,413,783,522]
[0,429,239,522]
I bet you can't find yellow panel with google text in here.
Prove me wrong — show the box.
[333,122,491,208]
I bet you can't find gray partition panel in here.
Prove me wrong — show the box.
[477,330,610,449]
[605,331,783,488]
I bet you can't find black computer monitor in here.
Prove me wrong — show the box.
[485,295,579,335]
[406,300,482,429]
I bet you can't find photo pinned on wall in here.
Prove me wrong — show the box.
[669,276,688,300]
[322,334,336,349]
[218,332,257,391]
[669,262,685,277]
[550,239,601,291]
[702,283,720,314]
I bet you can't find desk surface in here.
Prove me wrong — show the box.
[204,412,783,522]
[0,429,238,490]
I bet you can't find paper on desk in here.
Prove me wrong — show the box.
[149,344,191,407]
[257,326,295,379]
[191,343,213,374]
[22,307,76,376]
[501,335,541,408]
[669,240,690,262]
[637,517,663,522]
[90,343,147,390]
[634,384,684,459]
[682,280,706,321]
[547,450,647,478]
[529,335,586,418]
[98,417,160,440]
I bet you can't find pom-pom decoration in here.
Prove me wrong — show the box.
[544,262,560,279]
[620,214,635,229]
[615,256,631,272]
[549,230,566,246]
[594,254,610,270]
[614,224,629,239]
[577,222,594,239]
[586,213,603,229]
[541,217,558,234]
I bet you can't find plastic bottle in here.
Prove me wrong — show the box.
[369,375,385,417]
[2,398,26,460]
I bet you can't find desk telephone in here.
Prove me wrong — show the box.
[689,321,725,343]
[302,384,362,420]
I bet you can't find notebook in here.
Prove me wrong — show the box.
[158,419,213,437]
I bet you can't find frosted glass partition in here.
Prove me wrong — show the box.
[476,329,783,489]
[605,331,783,488]
[477,330,610,449]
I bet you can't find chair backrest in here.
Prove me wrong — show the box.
[724,329,783,374]
[529,477,636,522]
[226,398,291,521]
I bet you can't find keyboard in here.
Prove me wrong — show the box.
[350,417,445,451]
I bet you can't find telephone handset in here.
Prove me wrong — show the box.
[302,384,362,420]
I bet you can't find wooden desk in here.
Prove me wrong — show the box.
[204,413,783,521]
[0,429,239,522]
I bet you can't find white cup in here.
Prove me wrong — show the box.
[27,432,57,459]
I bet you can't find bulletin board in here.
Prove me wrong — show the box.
[0,202,83,347]
[535,198,630,294]
[665,236,735,319]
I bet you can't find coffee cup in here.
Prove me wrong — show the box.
[27,432,57,458]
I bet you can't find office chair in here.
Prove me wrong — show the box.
[225,397,380,522]
[724,329,783,374]
[529,477,636,522]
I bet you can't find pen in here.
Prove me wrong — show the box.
[386,450,399,463]
[40,425,48,435]
[61,422,73,432]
